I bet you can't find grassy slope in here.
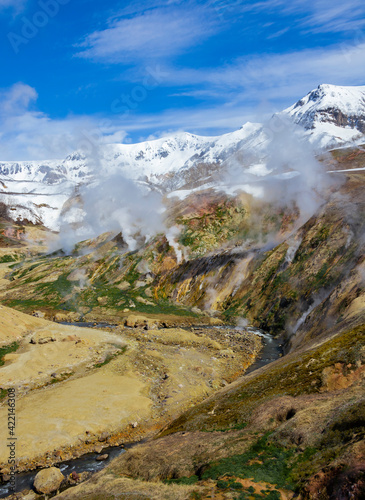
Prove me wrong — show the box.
[53,323,365,499]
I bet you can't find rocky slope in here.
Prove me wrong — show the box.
[0,145,364,499]
[0,149,363,341]
[52,323,365,500]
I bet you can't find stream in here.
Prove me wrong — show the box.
[0,445,129,498]
[0,323,283,498]
[244,327,283,374]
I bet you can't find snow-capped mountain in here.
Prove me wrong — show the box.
[0,84,364,230]
[0,123,266,229]
[284,84,365,148]
[0,154,91,229]
[105,122,265,182]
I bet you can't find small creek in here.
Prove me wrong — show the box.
[0,445,128,498]
[244,327,283,374]
[0,323,283,498]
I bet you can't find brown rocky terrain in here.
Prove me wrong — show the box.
[0,305,261,477]
[0,147,364,499]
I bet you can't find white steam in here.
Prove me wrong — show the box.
[56,173,167,254]
[225,117,341,226]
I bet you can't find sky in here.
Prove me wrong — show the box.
[0,0,365,159]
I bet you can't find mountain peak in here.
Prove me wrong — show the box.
[289,83,365,113]
[284,84,365,142]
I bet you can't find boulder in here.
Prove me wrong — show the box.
[97,296,108,306]
[98,431,109,442]
[32,310,45,318]
[54,312,81,323]
[116,281,131,291]
[30,333,56,344]
[33,467,65,494]
[124,314,147,328]
[95,454,109,461]
[209,317,224,326]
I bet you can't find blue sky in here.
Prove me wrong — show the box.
[1,0,365,159]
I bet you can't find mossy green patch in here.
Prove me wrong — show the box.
[202,433,295,490]
[4,298,54,311]
[93,346,127,368]
[236,489,281,500]
[177,200,247,256]
[0,254,18,263]
[0,342,19,366]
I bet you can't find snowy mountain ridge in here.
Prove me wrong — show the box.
[0,84,364,230]
[284,84,365,148]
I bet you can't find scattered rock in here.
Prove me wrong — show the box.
[98,432,109,442]
[32,311,45,318]
[79,471,91,483]
[97,296,108,306]
[117,281,131,291]
[22,490,40,499]
[124,314,157,328]
[54,312,81,323]
[62,335,80,342]
[38,336,56,344]
[70,471,80,481]
[30,334,56,344]
[136,296,155,306]
[33,467,65,495]
[67,470,91,486]
[135,280,147,288]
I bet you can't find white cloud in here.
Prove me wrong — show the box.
[294,0,365,33]
[230,0,365,34]
[0,83,128,161]
[0,82,37,113]
[76,7,216,63]
[2,39,365,160]
[153,40,365,106]
[107,40,365,138]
